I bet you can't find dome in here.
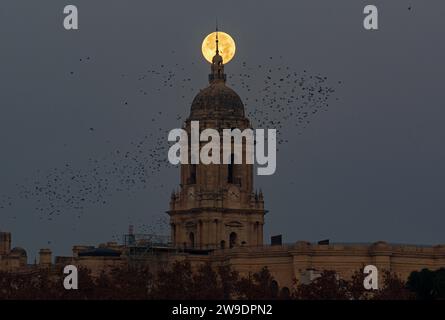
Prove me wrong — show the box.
[189,81,245,120]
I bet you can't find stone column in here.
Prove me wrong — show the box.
[250,223,254,246]
[259,222,264,246]
[212,219,218,248]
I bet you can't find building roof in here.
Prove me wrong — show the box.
[189,81,245,120]
[78,248,121,257]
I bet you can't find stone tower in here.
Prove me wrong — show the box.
[168,32,266,250]
[0,232,11,255]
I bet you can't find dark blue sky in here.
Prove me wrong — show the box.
[0,0,444,260]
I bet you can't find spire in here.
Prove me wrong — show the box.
[215,19,219,54]
[209,22,226,83]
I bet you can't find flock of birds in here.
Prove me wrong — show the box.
[13,130,169,219]
[0,52,341,238]
[230,58,339,146]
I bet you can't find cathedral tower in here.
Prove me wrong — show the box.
[168,31,266,250]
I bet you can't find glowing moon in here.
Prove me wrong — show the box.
[202,31,236,64]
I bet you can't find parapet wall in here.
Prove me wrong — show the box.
[207,241,445,288]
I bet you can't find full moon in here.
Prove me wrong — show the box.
[201,31,236,64]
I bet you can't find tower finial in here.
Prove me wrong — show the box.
[208,20,226,83]
[215,18,219,54]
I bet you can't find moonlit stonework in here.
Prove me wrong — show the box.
[201,31,236,64]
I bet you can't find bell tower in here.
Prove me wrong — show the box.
[168,30,266,250]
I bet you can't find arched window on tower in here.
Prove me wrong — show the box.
[280,287,291,300]
[270,280,279,298]
[189,164,196,184]
[229,232,237,248]
[189,232,195,248]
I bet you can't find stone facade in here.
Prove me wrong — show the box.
[206,241,445,288]
[62,240,445,290]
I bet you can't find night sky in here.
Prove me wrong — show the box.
[0,0,444,260]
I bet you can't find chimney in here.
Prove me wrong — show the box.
[271,235,282,246]
[39,248,52,267]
